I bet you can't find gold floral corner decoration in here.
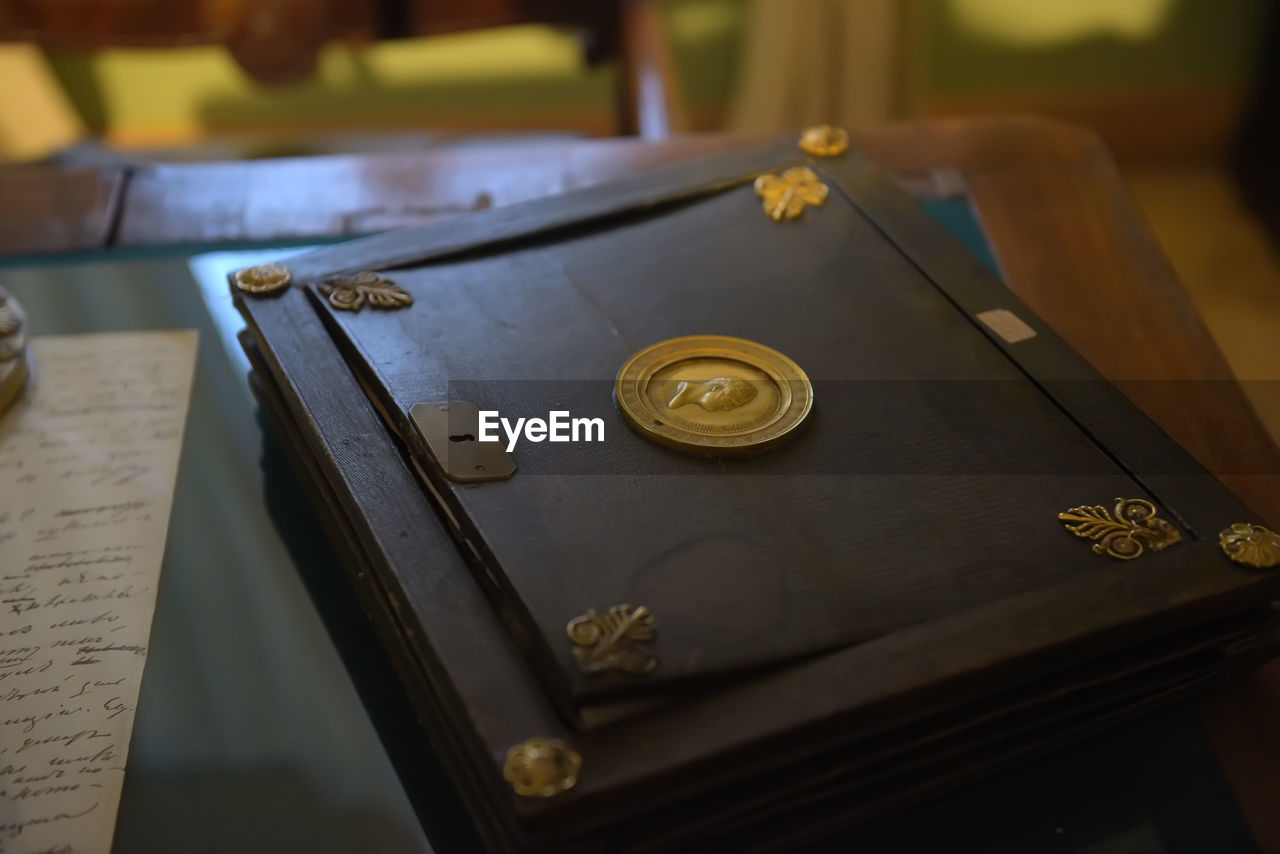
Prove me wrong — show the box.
[753,166,829,223]
[798,124,850,157]
[1058,498,1181,560]
[319,271,413,312]
[1219,523,1280,569]
[503,737,582,798]
[234,262,292,296]
[566,604,658,676]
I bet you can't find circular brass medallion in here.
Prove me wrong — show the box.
[615,335,813,455]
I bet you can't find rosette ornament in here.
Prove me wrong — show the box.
[798,124,850,157]
[234,262,292,295]
[502,738,582,798]
[1219,523,1280,569]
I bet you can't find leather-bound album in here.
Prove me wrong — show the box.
[232,129,1280,852]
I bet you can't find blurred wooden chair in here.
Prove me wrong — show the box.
[0,0,687,139]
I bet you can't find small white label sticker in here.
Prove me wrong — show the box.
[976,308,1037,344]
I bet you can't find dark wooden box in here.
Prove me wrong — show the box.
[234,135,1280,852]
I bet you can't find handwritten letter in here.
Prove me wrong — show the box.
[0,331,197,854]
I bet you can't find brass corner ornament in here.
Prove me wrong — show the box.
[1219,523,1280,569]
[319,271,413,312]
[234,262,292,296]
[754,166,829,223]
[566,604,658,676]
[798,124,849,157]
[1058,498,1181,560]
[503,738,582,798]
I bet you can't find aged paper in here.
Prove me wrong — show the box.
[0,331,197,854]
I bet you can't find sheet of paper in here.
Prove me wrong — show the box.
[0,331,197,854]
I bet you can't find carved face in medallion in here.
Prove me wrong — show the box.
[667,377,758,412]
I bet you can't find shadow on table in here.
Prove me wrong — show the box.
[113,767,428,854]
[257,409,484,854]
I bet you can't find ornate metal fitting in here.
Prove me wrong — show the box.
[502,738,582,798]
[319,271,413,312]
[1058,498,1181,560]
[234,262,292,295]
[798,124,849,157]
[754,166,829,222]
[1219,523,1280,569]
[408,401,516,483]
[566,604,658,676]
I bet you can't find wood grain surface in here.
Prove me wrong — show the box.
[6,116,1279,849]
[0,164,122,255]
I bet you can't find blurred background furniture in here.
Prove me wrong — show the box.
[0,0,689,151]
[1231,2,1280,242]
[1,0,1270,161]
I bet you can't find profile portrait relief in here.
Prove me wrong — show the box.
[667,376,758,412]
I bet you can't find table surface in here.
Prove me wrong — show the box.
[3,117,1279,852]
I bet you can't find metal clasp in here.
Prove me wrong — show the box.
[409,400,516,483]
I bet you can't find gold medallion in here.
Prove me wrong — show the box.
[615,335,813,455]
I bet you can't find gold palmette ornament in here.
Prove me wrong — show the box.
[566,604,658,676]
[1058,498,1181,560]
[798,124,850,157]
[319,271,413,312]
[503,738,582,797]
[234,262,292,295]
[753,166,829,222]
[1219,523,1280,569]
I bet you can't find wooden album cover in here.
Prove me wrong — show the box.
[233,129,1280,851]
